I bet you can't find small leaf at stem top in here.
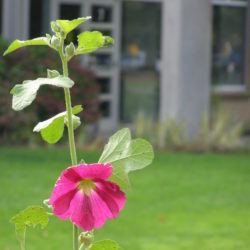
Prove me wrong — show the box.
[55,17,91,36]
[76,31,114,55]
[3,37,50,56]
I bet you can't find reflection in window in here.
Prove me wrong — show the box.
[92,6,112,23]
[212,6,247,86]
[121,2,161,122]
[60,4,81,44]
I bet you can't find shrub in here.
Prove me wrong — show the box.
[134,110,243,152]
[0,36,100,145]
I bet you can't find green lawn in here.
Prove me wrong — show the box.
[0,148,250,250]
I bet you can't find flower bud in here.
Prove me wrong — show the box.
[51,36,61,48]
[51,21,61,33]
[60,30,66,39]
[64,115,81,130]
[65,42,76,59]
[47,69,60,78]
[104,36,114,46]
[79,231,94,247]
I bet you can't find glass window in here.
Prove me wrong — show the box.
[212,4,247,86]
[89,53,112,68]
[99,101,110,118]
[60,4,81,44]
[97,77,111,94]
[121,2,161,122]
[92,5,112,23]
[29,0,49,38]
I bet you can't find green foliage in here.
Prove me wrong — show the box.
[0,37,99,145]
[10,206,49,250]
[3,37,50,56]
[11,76,74,111]
[33,105,83,144]
[36,113,65,144]
[89,240,120,250]
[47,69,60,78]
[76,31,114,54]
[65,42,76,60]
[197,110,243,151]
[134,110,243,152]
[1,148,250,249]
[55,17,91,36]
[99,128,154,191]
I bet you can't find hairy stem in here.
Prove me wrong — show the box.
[21,240,25,250]
[59,42,79,250]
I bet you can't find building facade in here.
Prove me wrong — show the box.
[0,0,249,135]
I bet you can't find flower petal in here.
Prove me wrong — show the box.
[49,178,77,204]
[88,190,114,228]
[70,191,95,231]
[73,163,113,180]
[52,189,76,219]
[96,180,126,211]
[61,167,82,183]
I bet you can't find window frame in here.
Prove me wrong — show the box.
[211,0,249,95]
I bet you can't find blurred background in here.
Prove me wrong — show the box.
[0,0,249,150]
[0,0,250,249]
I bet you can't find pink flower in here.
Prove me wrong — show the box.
[49,163,126,231]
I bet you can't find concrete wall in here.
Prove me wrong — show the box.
[160,0,212,137]
[3,0,29,41]
[219,97,250,129]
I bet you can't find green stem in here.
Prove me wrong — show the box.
[21,240,25,250]
[59,43,79,250]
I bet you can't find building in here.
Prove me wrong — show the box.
[0,0,249,135]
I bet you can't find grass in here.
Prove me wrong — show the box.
[0,147,250,250]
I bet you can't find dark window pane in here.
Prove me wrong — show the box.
[97,77,111,94]
[29,0,43,38]
[92,5,112,23]
[99,101,110,117]
[60,4,81,44]
[212,6,247,86]
[29,0,49,38]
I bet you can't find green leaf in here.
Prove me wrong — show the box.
[40,114,65,144]
[89,240,120,250]
[33,105,82,144]
[99,128,154,191]
[99,128,131,164]
[72,105,83,115]
[56,17,91,35]
[47,69,60,78]
[76,31,114,54]
[11,76,74,111]
[3,37,50,56]
[11,206,49,250]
